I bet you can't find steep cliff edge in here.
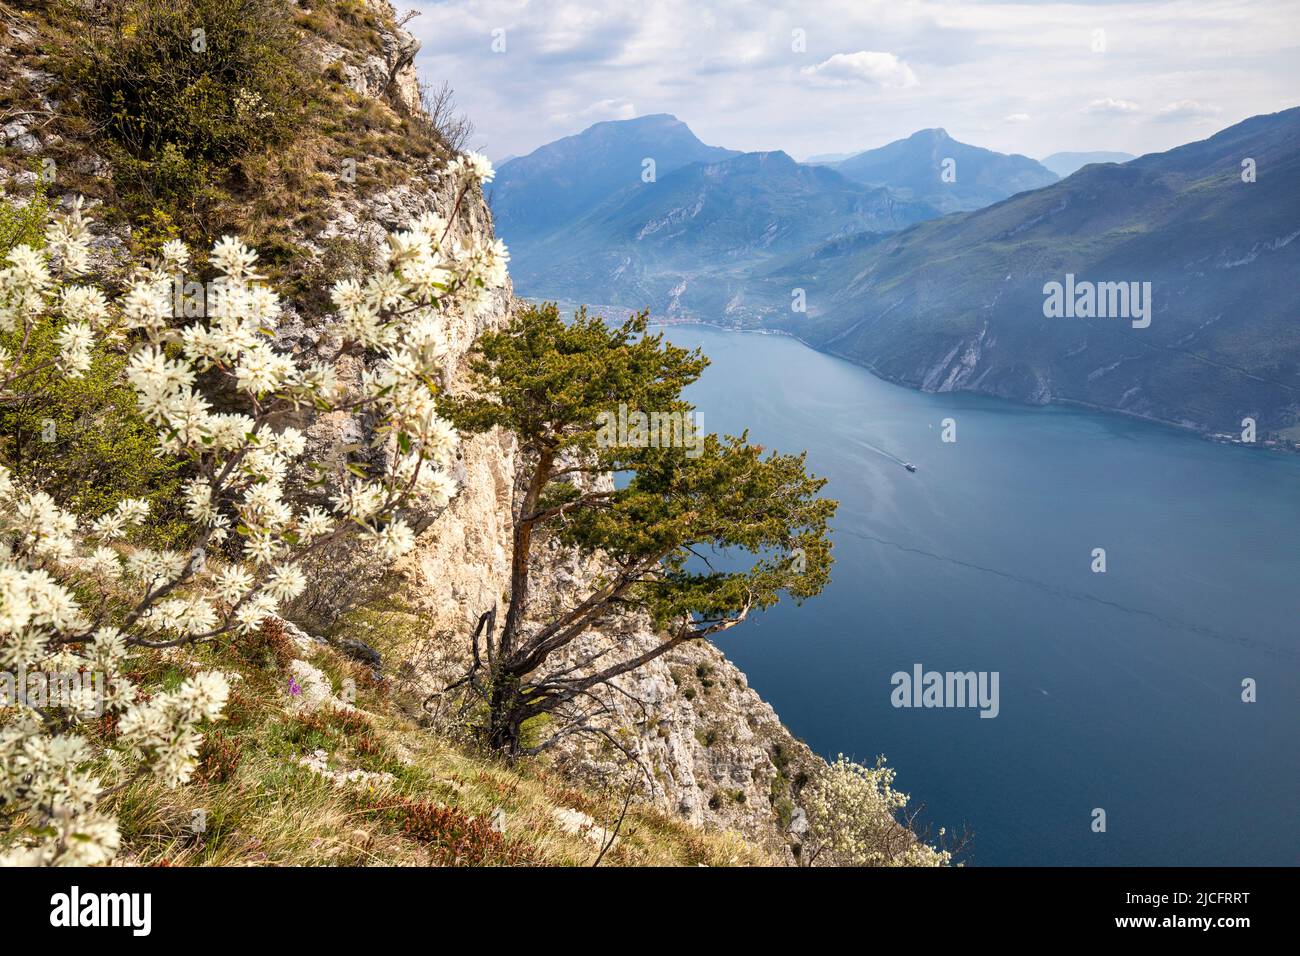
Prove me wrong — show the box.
[298,2,823,854]
[1,0,820,857]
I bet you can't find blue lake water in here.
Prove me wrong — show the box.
[658,323,1300,867]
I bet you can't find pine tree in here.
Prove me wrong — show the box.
[445,303,837,755]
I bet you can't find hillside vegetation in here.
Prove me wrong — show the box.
[0,1,955,868]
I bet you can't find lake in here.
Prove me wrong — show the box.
[658,323,1300,866]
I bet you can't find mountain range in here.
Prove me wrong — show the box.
[488,113,739,242]
[491,109,1300,434]
[760,107,1300,432]
[506,148,939,318]
[495,117,1057,318]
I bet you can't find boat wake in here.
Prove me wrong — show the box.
[857,438,913,471]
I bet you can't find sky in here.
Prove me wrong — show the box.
[401,0,1300,163]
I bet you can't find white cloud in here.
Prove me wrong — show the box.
[1003,113,1031,124]
[800,51,919,89]
[403,0,1300,161]
[1157,99,1223,121]
[1082,98,1141,116]
[550,98,637,124]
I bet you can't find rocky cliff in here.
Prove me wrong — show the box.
[312,2,821,854]
[0,0,818,856]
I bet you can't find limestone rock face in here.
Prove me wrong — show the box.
[378,14,423,114]
[314,1,422,113]
[487,546,818,855]
[1,120,41,155]
[295,29,819,850]
[2,0,818,858]
[554,615,817,847]
[304,170,519,642]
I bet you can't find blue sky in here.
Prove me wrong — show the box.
[402,0,1300,162]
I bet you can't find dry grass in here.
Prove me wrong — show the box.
[81,630,774,868]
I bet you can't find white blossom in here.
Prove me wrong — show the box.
[448,151,495,184]
[803,755,952,867]
[210,236,260,280]
[0,187,483,866]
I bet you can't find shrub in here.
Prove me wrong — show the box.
[0,150,499,865]
[802,755,952,867]
[236,617,295,671]
[67,0,308,219]
[300,706,373,740]
[418,81,474,153]
[398,801,539,866]
[195,729,242,784]
[0,191,189,545]
[0,181,52,254]
[0,325,189,545]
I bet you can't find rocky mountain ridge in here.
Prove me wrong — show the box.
[757,106,1300,437]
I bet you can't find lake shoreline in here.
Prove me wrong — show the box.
[530,296,1299,456]
[642,317,1300,458]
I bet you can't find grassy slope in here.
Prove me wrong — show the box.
[104,615,769,866]
[1,0,446,275]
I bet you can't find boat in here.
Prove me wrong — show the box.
[903,462,917,472]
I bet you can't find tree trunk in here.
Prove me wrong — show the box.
[497,448,554,659]
[486,676,523,758]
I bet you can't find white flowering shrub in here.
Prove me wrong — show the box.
[0,155,504,865]
[802,754,953,867]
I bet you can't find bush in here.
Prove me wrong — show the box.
[0,321,189,545]
[0,192,189,545]
[236,618,296,672]
[802,755,952,867]
[67,0,308,219]
[0,180,52,254]
[0,154,495,864]
[195,730,242,785]
[397,801,539,866]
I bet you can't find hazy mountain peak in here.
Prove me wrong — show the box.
[490,113,740,240]
[586,112,681,131]
[834,128,1058,212]
[1040,151,1136,178]
[728,149,797,166]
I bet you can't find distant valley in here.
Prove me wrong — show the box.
[493,109,1300,436]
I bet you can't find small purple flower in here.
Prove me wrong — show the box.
[288,676,302,697]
